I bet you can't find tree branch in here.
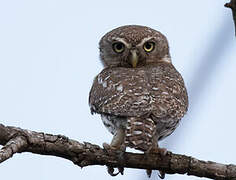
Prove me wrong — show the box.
[225,0,236,36]
[0,123,235,179]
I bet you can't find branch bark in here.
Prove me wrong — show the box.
[0,123,236,179]
[225,0,236,36]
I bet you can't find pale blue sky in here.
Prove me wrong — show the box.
[0,1,235,180]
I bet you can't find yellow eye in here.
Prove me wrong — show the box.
[143,42,155,52]
[112,42,125,53]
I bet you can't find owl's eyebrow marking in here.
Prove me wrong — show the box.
[137,37,154,46]
[112,37,131,48]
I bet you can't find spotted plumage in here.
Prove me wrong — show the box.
[89,62,188,149]
[89,25,188,177]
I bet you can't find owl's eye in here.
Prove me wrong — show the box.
[112,42,125,53]
[143,42,155,52]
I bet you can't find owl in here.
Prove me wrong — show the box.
[89,25,188,178]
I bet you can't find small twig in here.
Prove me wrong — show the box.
[0,136,27,163]
[0,123,236,179]
[225,0,236,36]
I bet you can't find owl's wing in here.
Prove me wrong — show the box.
[89,64,188,119]
[146,63,188,120]
[89,67,152,117]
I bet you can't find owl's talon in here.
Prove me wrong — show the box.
[107,166,119,176]
[118,167,124,175]
[146,169,152,178]
[107,166,124,176]
[158,170,165,179]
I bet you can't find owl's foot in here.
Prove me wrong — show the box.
[103,129,126,177]
[107,166,124,176]
[146,169,152,178]
[158,170,165,179]
[103,142,125,177]
[145,147,167,178]
[150,147,167,179]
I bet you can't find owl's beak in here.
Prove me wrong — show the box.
[129,50,138,68]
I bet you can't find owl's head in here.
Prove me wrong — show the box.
[99,25,171,68]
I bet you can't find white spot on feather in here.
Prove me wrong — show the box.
[146,118,154,124]
[159,106,167,112]
[132,140,143,145]
[152,87,159,90]
[102,81,107,88]
[133,121,143,125]
[145,124,153,130]
[132,140,138,145]
[133,130,142,135]
[160,55,172,63]
[97,75,103,84]
[162,91,169,95]
[104,75,110,81]
[116,84,123,92]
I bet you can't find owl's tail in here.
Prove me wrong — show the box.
[125,117,156,151]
